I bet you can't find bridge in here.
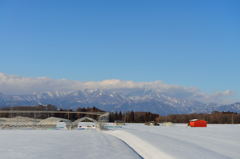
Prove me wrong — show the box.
[0,110,105,115]
[0,110,109,121]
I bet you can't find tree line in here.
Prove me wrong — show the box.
[0,105,239,124]
[109,111,159,123]
[159,111,240,124]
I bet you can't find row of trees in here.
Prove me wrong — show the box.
[109,111,240,124]
[0,105,239,123]
[109,111,159,123]
[159,111,240,124]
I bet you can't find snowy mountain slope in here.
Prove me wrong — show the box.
[216,103,240,112]
[0,72,238,114]
[0,89,238,115]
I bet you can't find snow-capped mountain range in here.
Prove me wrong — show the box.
[0,72,239,115]
[0,89,239,115]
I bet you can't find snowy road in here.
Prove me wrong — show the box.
[0,130,141,159]
[106,130,174,159]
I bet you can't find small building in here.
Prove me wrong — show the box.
[188,119,207,127]
[73,117,96,129]
[56,120,72,130]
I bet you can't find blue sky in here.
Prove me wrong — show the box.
[0,0,239,96]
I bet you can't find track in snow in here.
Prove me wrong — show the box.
[106,130,174,159]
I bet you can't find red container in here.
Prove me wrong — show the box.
[189,119,207,127]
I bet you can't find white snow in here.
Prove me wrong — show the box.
[107,124,240,159]
[0,124,239,159]
[0,130,141,159]
[106,130,173,159]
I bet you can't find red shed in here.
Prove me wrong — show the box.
[188,119,207,127]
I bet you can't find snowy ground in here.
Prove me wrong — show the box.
[0,130,141,159]
[107,124,240,159]
[0,124,239,159]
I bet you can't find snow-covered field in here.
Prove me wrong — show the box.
[0,130,141,159]
[108,124,240,159]
[0,124,239,159]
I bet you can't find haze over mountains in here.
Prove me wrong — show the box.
[0,73,239,115]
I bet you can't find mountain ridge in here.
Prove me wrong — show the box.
[0,89,239,115]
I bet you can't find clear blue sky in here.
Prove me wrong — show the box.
[0,0,239,94]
